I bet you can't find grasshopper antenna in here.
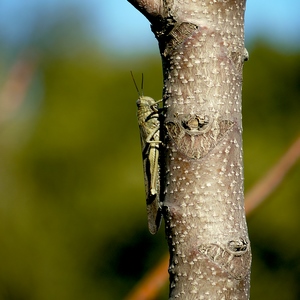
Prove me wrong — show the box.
[130,71,141,97]
[141,73,144,96]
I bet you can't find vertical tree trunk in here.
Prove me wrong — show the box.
[128,0,251,299]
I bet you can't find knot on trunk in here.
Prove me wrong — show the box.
[165,113,234,159]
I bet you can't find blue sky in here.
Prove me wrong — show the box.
[0,0,299,54]
[101,0,300,53]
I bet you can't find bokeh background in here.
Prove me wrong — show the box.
[0,1,299,299]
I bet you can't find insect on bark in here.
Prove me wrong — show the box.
[131,72,162,234]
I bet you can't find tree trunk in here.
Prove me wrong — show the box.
[128,0,251,299]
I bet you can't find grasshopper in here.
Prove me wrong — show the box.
[131,72,162,234]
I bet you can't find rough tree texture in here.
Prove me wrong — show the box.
[128,0,251,299]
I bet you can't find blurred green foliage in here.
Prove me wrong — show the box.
[243,44,300,300]
[0,48,165,300]
[0,12,300,300]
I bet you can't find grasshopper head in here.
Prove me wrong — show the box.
[136,96,156,108]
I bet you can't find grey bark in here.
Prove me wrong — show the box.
[128,0,251,299]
